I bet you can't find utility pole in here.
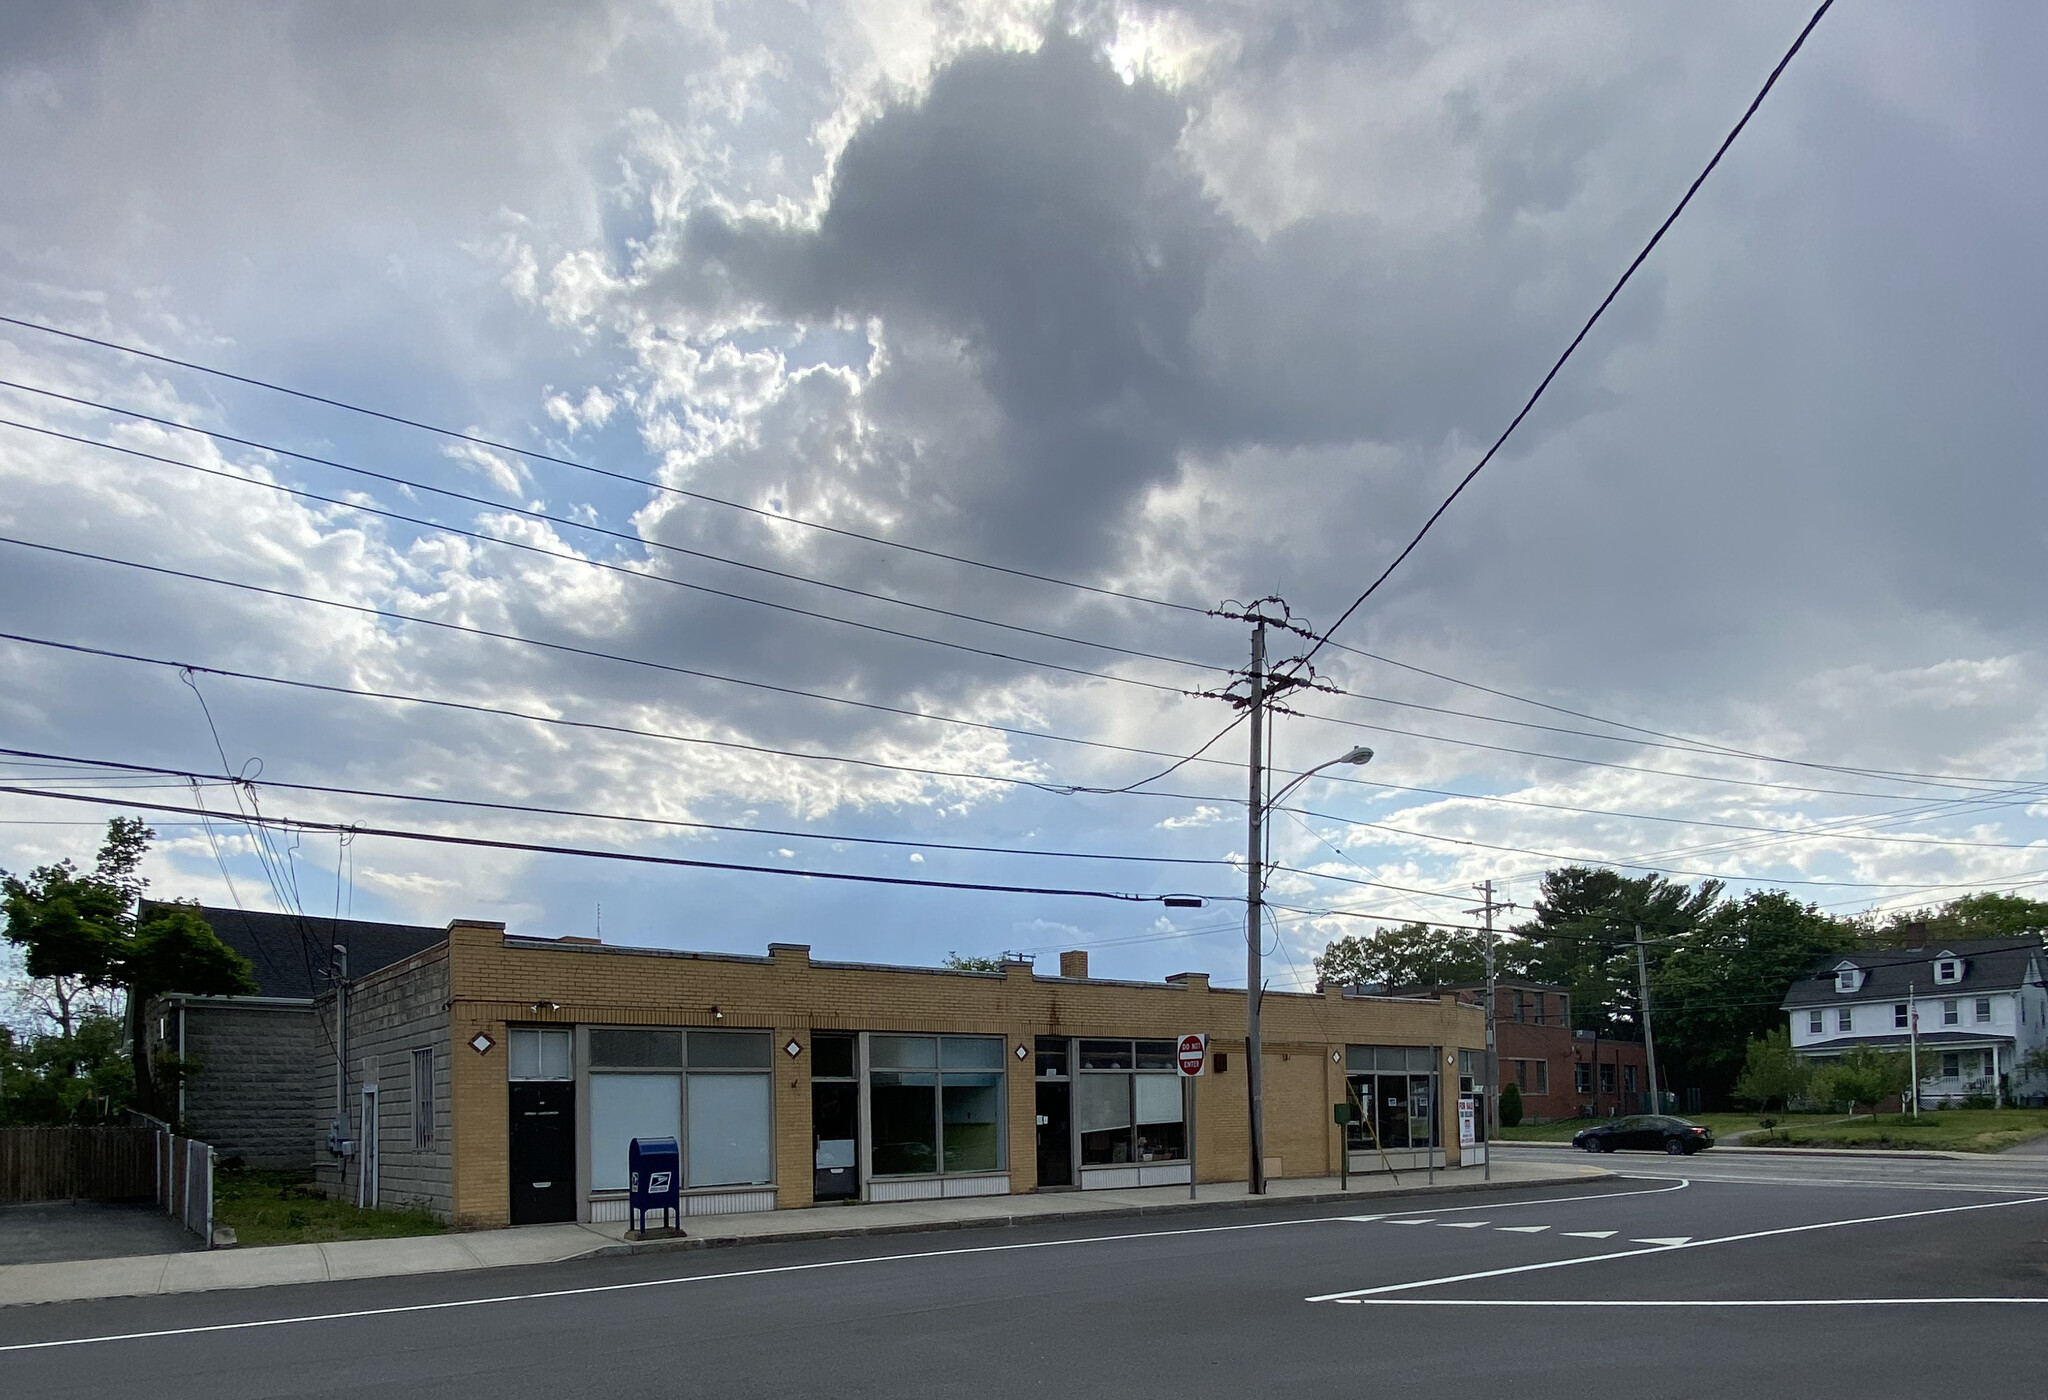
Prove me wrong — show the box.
[1466,880,1511,1181]
[1634,924,1661,1115]
[328,943,350,1159]
[1908,980,1920,1119]
[1243,616,1268,1197]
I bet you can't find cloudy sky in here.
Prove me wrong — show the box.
[2,0,2044,990]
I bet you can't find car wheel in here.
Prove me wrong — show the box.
[1665,1138,1686,1155]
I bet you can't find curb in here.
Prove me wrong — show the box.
[1502,1139,1989,1163]
[578,1168,1617,1259]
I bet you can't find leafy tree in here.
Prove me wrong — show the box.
[1513,868,1721,1037]
[943,952,1011,973]
[0,1011,135,1126]
[1653,891,1856,1104]
[2,819,255,1111]
[1498,1081,1524,1128]
[1811,1045,1911,1118]
[1313,923,1523,989]
[1858,892,2048,946]
[1731,1028,1813,1111]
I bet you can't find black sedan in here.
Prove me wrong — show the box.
[1572,1115,1715,1155]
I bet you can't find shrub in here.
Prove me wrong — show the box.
[1758,1117,1778,1130]
[1733,1029,1812,1111]
[1499,1082,1524,1128]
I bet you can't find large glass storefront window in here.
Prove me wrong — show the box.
[1077,1038,1186,1165]
[869,1035,1007,1177]
[1344,1045,1437,1152]
[587,1028,773,1191]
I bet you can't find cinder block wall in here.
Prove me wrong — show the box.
[440,923,1484,1229]
[148,999,317,1169]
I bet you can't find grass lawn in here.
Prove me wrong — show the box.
[1500,1113,1775,1143]
[1746,1108,2048,1153]
[214,1170,446,1247]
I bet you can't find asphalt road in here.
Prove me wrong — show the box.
[5,1156,2047,1398]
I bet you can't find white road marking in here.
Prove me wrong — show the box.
[1495,1226,1549,1233]
[0,1211,1356,1356]
[1335,1297,2048,1308]
[1369,1178,1690,1215]
[1618,1169,2047,1195]
[1305,1192,2048,1303]
[1387,1219,1436,1225]
[1631,1236,1692,1245]
[1340,1215,1389,1223]
[1436,1221,1490,1229]
[1562,1231,1617,1239]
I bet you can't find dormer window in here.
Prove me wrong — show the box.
[1834,965,1864,994]
[1934,956,1962,985]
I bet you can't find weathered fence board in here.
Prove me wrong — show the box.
[0,1126,157,1202]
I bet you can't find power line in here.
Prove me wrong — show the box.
[0,383,1229,675]
[0,747,1241,869]
[0,417,1200,698]
[1303,0,1836,661]
[0,532,1237,775]
[0,784,1222,906]
[0,315,1211,616]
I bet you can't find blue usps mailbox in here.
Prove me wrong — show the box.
[628,1136,681,1234]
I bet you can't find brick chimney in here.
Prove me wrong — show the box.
[1060,950,1089,979]
[1903,920,1928,950]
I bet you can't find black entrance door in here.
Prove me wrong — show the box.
[1035,1081,1072,1187]
[509,1081,576,1224]
[812,1080,860,1201]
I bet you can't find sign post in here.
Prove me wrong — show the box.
[1177,1034,1206,1201]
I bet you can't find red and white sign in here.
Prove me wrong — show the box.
[1177,1034,1208,1077]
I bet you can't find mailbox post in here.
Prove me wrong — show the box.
[629,1136,681,1237]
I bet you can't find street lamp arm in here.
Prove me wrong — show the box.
[1266,746,1374,813]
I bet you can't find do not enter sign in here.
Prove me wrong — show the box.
[1177,1034,1207,1077]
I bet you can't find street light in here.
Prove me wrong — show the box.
[1246,744,1373,1195]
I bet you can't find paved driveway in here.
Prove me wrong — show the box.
[0,1202,202,1265]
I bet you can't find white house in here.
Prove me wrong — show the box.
[1780,935,2047,1107]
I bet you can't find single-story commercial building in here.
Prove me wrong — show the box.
[314,922,1489,1228]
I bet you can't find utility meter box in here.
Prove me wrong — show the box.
[628,1136,681,1235]
[1332,1102,1355,1125]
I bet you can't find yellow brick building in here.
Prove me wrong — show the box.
[321,921,1488,1229]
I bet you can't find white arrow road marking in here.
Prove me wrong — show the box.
[1387,1219,1436,1225]
[1495,1225,1549,1233]
[1631,1236,1692,1246]
[1563,1231,1617,1239]
[1307,1193,2048,1303]
[1436,1221,1490,1228]
[1340,1215,1388,1223]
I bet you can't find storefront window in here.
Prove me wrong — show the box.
[1343,1045,1438,1152]
[588,1028,772,1191]
[867,1034,1007,1177]
[1078,1039,1185,1165]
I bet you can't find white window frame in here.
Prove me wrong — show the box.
[1943,1000,1960,1027]
[1835,968,1861,993]
[1975,997,1993,1024]
[1935,958,1961,985]
[1893,1004,1908,1030]
[1807,1010,1824,1035]
[1837,1008,1853,1033]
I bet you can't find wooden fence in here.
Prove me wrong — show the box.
[0,1126,157,1203]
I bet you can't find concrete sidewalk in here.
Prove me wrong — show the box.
[0,1158,1601,1309]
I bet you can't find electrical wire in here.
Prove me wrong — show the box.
[0,384,1230,675]
[0,315,1212,616]
[0,747,1240,868]
[0,784,1223,906]
[1303,0,1836,663]
[0,418,1197,697]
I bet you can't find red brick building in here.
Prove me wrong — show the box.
[1393,981,1655,1121]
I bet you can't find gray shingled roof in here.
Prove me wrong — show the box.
[1780,936,2044,1010]
[145,902,446,1000]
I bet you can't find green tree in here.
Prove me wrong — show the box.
[0,1011,135,1126]
[1498,1081,1524,1128]
[1313,923,1519,989]
[1513,867,1721,1037]
[1859,892,2048,946]
[1654,891,1856,1105]
[942,952,1010,973]
[1811,1045,1911,1118]
[1730,1027,1813,1111]
[2,819,255,1112]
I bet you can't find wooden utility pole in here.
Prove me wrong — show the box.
[1244,617,1268,1196]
